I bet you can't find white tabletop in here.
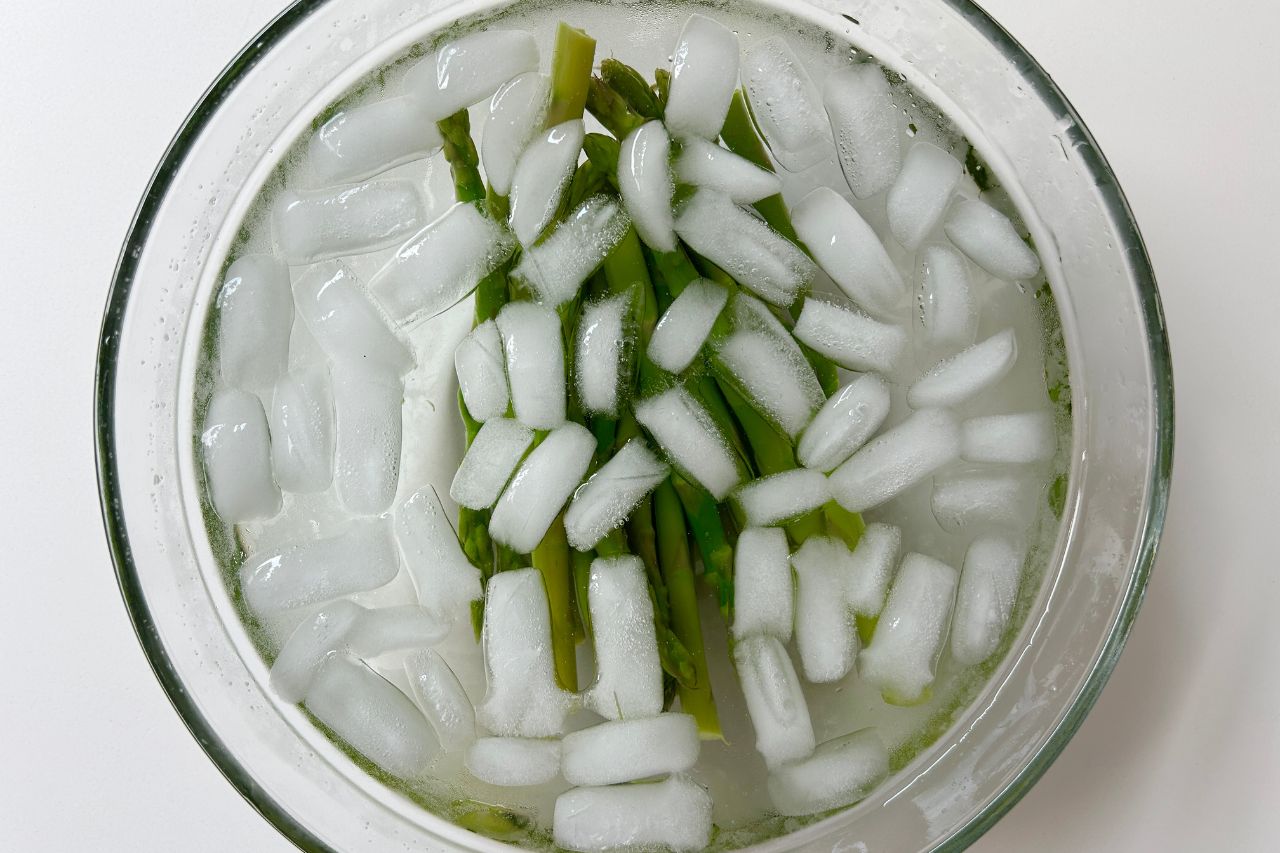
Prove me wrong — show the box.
[1,1,1276,849]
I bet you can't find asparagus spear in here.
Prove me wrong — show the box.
[601,58,663,120]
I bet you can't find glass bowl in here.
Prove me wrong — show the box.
[94,0,1173,850]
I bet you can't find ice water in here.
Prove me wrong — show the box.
[194,0,1072,848]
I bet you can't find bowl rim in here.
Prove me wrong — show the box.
[93,1,1175,850]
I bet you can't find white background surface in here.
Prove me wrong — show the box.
[1,0,1276,850]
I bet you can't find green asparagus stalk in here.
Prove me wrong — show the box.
[719,91,801,245]
[531,515,579,690]
[545,23,597,127]
[653,67,671,108]
[585,76,646,139]
[655,479,722,739]
[601,58,664,120]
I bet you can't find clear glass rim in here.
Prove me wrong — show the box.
[93,1,1175,851]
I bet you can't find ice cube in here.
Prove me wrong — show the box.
[944,198,1041,281]
[269,366,334,493]
[575,292,631,417]
[664,14,740,140]
[269,600,364,703]
[370,202,517,323]
[273,180,425,265]
[673,136,781,204]
[824,64,902,199]
[887,142,962,251]
[331,361,402,515]
[478,568,576,737]
[961,411,1057,464]
[509,120,586,246]
[734,634,816,769]
[554,775,713,853]
[734,469,830,528]
[216,254,293,392]
[466,737,562,787]
[951,536,1026,665]
[403,649,477,752]
[310,96,443,185]
[561,714,699,786]
[731,528,793,642]
[716,331,825,440]
[347,605,450,658]
[633,386,742,500]
[617,120,675,251]
[741,36,830,172]
[914,244,978,361]
[828,408,961,513]
[859,553,958,704]
[450,418,534,510]
[201,388,280,523]
[674,189,815,307]
[845,522,902,616]
[305,655,439,779]
[496,301,566,430]
[908,328,1018,409]
[793,299,907,374]
[793,187,905,320]
[403,30,540,121]
[647,279,728,373]
[513,195,632,308]
[583,556,664,720]
[930,468,1040,533]
[395,486,483,614]
[488,422,596,554]
[797,374,892,472]
[240,519,399,614]
[768,729,889,816]
[564,440,669,552]
[292,261,413,375]
[454,319,510,423]
[482,72,550,196]
[791,537,858,683]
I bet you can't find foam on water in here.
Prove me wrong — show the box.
[732,528,794,642]
[791,537,858,683]
[309,96,443,185]
[561,714,699,786]
[618,120,676,251]
[796,373,892,472]
[673,137,781,205]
